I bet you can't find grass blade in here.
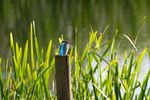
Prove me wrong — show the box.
[0,58,3,99]
[138,69,150,100]
[30,22,35,70]
[122,34,137,51]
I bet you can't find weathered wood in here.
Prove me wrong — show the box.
[55,55,71,100]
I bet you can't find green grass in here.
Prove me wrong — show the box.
[0,21,149,100]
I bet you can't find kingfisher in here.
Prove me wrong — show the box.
[59,40,70,56]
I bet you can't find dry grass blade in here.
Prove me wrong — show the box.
[122,34,137,51]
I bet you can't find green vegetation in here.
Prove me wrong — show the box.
[0,0,150,58]
[0,21,149,99]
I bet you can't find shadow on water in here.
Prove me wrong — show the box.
[0,0,150,58]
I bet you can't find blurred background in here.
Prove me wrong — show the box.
[0,0,150,59]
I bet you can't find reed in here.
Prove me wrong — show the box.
[0,21,149,100]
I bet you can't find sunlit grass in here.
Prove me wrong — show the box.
[0,21,149,99]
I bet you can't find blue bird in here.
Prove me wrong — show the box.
[59,40,70,56]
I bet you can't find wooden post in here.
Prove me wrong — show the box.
[55,55,71,100]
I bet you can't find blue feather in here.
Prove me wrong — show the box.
[59,41,69,56]
[59,43,65,56]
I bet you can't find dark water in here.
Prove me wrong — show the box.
[0,0,150,57]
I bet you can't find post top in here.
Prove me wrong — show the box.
[55,55,69,57]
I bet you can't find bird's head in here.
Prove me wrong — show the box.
[61,40,69,45]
